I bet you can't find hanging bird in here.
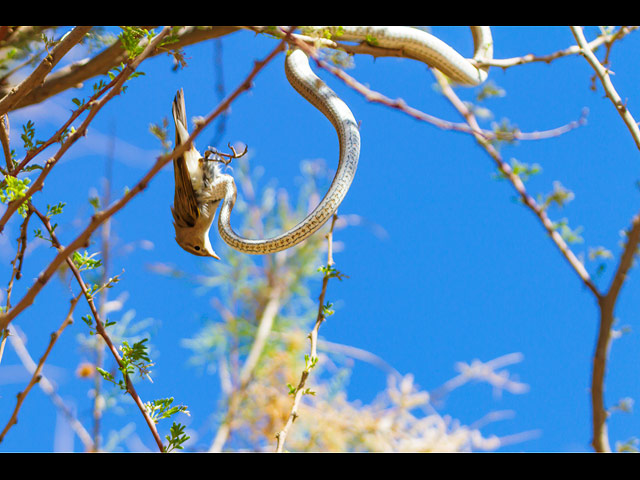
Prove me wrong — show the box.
[170,88,221,259]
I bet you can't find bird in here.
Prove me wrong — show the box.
[170,88,221,259]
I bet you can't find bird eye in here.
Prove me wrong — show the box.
[194,245,200,251]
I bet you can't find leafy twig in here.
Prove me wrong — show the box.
[571,26,640,152]
[29,202,165,451]
[275,213,341,453]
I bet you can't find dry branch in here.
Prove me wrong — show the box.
[3,27,241,112]
[0,26,92,116]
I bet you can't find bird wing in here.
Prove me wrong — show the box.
[171,88,200,229]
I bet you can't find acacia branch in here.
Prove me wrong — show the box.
[433,68,601,299]
[475,26,638,69]
[275,213,339,453]
[591,212,640,453]
[0,36,283,336]
[29,202,166,451]
[0,27,172,234]
[0,26,92,116]
[279,27,587,144]
[571,26,640,152]
[4,26,241,112]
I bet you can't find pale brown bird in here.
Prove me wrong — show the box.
[170,88,220,259]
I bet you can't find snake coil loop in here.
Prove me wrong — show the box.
[216,26,493,255]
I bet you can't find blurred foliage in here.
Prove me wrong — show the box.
[152,156,523,452]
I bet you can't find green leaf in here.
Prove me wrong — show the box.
[118,27,154,59]
[551,218,583,244]
[542,181,575,211]
[0,175,32,217]
[164,422,190,452]
[96,367,115,383]
[317,264,347,281]
[476,80,506,102]
[46,202,65,217]
[588,246,614,261]
[72,250,102,271]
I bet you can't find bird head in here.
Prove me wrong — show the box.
[173,216,220,260]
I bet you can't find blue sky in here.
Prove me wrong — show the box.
[2,26,640,452]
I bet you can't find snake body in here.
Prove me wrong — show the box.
[217,47,360,254]
[216,26,493,255]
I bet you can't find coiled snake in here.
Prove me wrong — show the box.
[174,26,493,257]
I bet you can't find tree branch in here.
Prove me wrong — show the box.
[5,26,241,112]
[570,26,640,152]
[591,212,640,452]
[279,27,587,145]
[0,26,92,116]
[275,213,339,453]
[29,202,165,451]
[475,26,637,69]
[0,40,286,440]
[432,68,601,299]
[0,27,172,234]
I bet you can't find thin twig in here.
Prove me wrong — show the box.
[275,213,339,453]
[474,26,638,69]
[0,292,94,450]
[571,26,640,152]
[433,68,601,299]
[92,144,114,451]
[5,208,32,310]
[0,27,170,233]
[29,203,165,451]
[279,27,587,144]
[1,208,33,365]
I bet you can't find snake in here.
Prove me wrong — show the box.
[216,26,493,255]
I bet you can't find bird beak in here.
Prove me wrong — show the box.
[204,235,220,260]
